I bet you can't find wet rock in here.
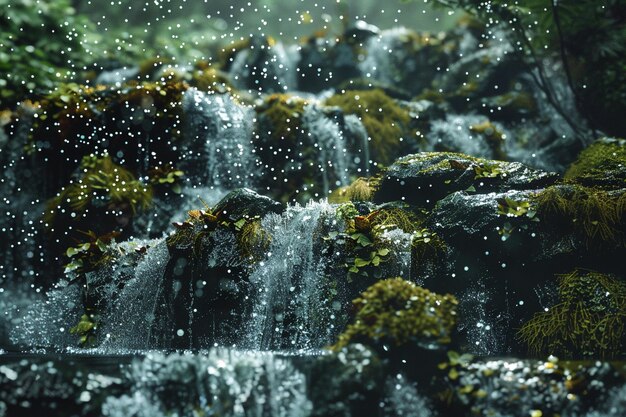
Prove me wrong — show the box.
[420,185,625,355]
[374,152,558,208]
[212,188,284,222]
[309,344,384,417]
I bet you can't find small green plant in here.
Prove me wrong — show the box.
[330,204,422,280]
[497,197,534,218]
[496,196,539,241]
[332,277,458,350]
[149,165,185,194]
[473,162,503,180]
[64,230,120,277]
[70,312,97,347]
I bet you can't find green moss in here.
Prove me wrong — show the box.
[564,138,626,187]
[325,89,415,165]
[257,93,307,144]
[518,269,626,359]
[332,277,458,350]
[533,184,626,247]
[44,154,152,227]
[329,177,380,203]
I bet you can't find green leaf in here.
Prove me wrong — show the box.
[64,259,83,274]
[233,218,246,231]
[377,248,390,256]
[354,258,371,267]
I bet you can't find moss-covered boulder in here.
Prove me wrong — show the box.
[333,277,458,352]
[373,152,558,208]
[565,137,626,188]
[518,269,626,359]
[421,183,625,355]
[325,89,420,166]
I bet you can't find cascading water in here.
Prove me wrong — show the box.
[243,201,337,351]
[302,103,353,194]
[97,240,171,351]
[181,88,256,189]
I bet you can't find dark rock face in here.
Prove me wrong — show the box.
[213,188,285,221]
[374,152,559,208]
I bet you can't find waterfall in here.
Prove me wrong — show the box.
[358,28,414,87]
[98,239,171,351]
[243,201,336,351]
[228,40,300,93]
[181,88,256,189]
[302,104,352,195]
[344,114,371,174]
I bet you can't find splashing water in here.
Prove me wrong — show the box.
[102,349,312,417]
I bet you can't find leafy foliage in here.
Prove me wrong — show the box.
[426,0,626,136]
[70,312,97,347]
[330,203,421,280]
[64,230,120,277]
[0,0,92,107]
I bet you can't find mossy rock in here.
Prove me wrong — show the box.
[325,89,418,166]
[333,277,458,351]
[373,152,558,208]
[533,184,626,250]
[518,269,626,359]
[43,154,152,250]
[565,137,626,188]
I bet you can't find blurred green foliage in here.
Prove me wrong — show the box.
[426,0,626,137]
[0,0,91,107]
